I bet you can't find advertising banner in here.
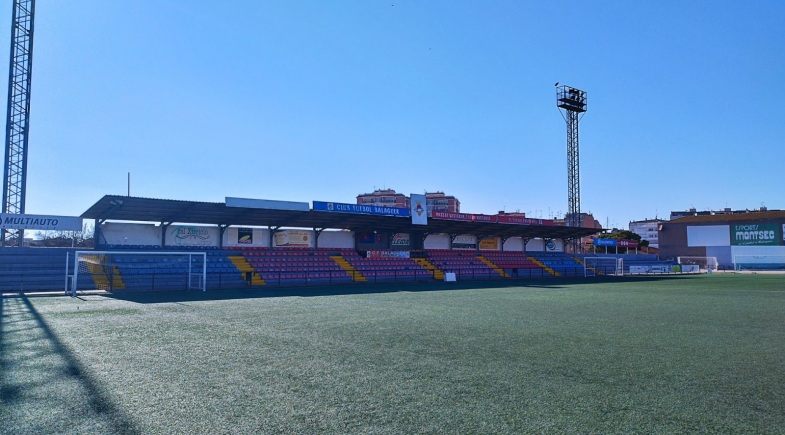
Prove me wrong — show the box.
[432,211,474,222]
[594,238,617,247]
[497,215,555,226]
[313,201,409,217]
[357,231,376,244]
[730,223,781,246]
[432,211,554,226]
[367,250,411,259]
[452,234,476,249]
[0,213,83,231]
[391,233,410,246]
[479,237,499,250]
[237,228,253,244]
[274,230,311,247]
[618,239,639,248]
[170,226,215,246]
[410,194,427,225]
[630,265,677,274]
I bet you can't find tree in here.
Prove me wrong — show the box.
[602,230,642,242]
[593,230,645,254]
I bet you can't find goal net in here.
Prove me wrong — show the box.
[677,256,718,272]
[584,257,623,277]
[66,251,207,296]
[732,255,785,271]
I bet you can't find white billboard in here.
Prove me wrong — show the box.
[225,197,309,211]
[0,213,83,231]
[687,225,730,247]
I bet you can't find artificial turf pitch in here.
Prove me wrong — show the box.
[1,274,784,434]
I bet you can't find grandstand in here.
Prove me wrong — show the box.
[1,247,684,295]
[0,194,669,294]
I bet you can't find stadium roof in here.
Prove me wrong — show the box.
[81,195,600,240]
[669,210,785,224]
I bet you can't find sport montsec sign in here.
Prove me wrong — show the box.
[0,213,83,231]
[730,223,781,246]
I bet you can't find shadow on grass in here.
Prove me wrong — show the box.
[98,275,692,305]
[0,296,139,434]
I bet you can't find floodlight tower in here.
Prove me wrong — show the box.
[2,0,36,246]
[556,84,587,254]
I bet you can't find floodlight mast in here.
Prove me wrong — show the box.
[2,0,36,246]
[556,84,587,254]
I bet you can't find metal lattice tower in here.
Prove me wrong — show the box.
[556,84,586,253]
[2,0,36,246]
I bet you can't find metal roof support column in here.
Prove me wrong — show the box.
[500,236,511,252]
[449,234,459,251]
[475,236,482,253]
[417,232,430,252]
[161,222,171,248]
[94,218,105,247]
[313,228,324,250]
[521,237,531,255]
[542,238,552,253]
[218,224,229,249]
[269,226,279,249]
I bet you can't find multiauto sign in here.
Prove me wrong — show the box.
[730,223,780,246]
[0,213,83,231]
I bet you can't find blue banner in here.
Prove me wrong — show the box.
[313,201,410,217]
[594,238,617,247]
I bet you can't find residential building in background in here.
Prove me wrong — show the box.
[357,189,460,215]
[356,189,409,208]
[670,206,774,220]
[424,191,460,214]
[629,218,666,249]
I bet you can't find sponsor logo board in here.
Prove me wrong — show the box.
[730,223,781,246]
[313,201,410,217]
[1,213,83,231]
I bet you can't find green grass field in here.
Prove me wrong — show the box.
[2,274,784,434]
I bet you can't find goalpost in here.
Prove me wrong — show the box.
[732,255,785,271]
[677,256,719,273]
[66,251,207,296]
[584,257,623,277]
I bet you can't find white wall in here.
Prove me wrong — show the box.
[503,238,524,251]
[101,222,161,246]
[317,230,355,248]
[424,234,450,249]
[730,246,785,260]
[101,222,570,253]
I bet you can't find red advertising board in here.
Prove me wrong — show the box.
[496,215,555,226]
[432,211,553,226]
[432,211,474,221]
[618,239,639,248]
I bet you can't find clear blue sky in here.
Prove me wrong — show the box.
[2,0,784,229]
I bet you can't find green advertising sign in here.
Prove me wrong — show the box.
[730,223,781,246]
